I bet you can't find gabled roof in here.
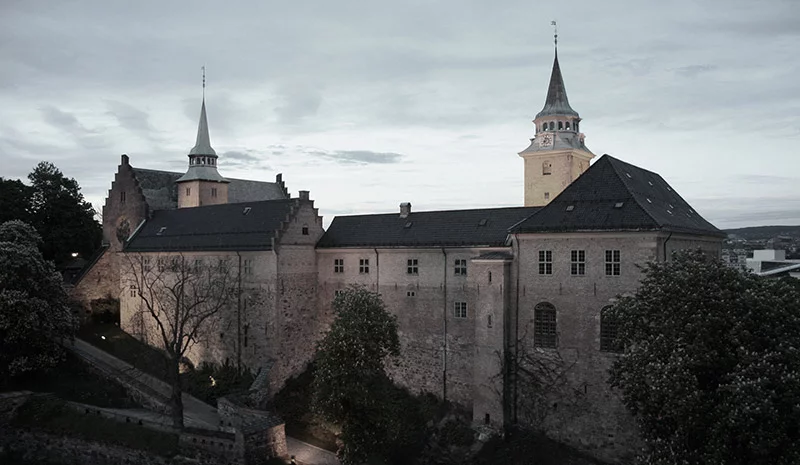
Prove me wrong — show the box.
[131,168,288,211]
[317,206,541,249]
[512,155,724,237]
[535,51,579,119]
[125,199,295,252]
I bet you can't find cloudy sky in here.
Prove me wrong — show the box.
[1,0,798,229]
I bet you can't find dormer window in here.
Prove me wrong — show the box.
[157,226,167,236]
[566,205,575,212]
[243,207,252,215]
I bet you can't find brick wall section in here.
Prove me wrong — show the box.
[177,179,229,208]
[73,154,149,311]
[511,231,722,463]
[522,149,593,207]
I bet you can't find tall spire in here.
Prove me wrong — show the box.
[535,22,579,119]
[189,99,216,156]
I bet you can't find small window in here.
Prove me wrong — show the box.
[570,250,586,276]
[534,302,557,348]
[404,221,413,229]
[334,259,344,273]
[129,284,137,297]
[407,291,416,297]
[211,187,217,198]
[542,161,552,176]
[407,259,419,275]
[454,259,467,276]
[243,324,249,347]
[566,205,575,212]
[614,202,624,208]
[243,207,251,215]
[186,188,191,196]
[558,121,563,130]
[565,121,570,130]
[144,258,151,271]
[600,306,622,353]
[359,258,369,274]
[544,192,550,201]
[549,121,555,130]
[488,271,492,283]
[487,314,493,328]
[478,218,488,226]
[194,259,202,271]
[454,302,467,319]
[538,250,553,275]
[157,227,167,236]
[484,413,491,425]
[605,250,620,276]
[334,289,345,297]
[244,259,253,276]
[302,224,309,235]
[120,191,126,204]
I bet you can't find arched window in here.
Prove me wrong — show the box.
[549,121,555,131]
[542,161,552,176]
[565,121,570,130]
[558,121,563,130]
[600,306,622,353]
[534,302,557,348]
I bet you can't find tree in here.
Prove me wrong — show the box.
[0,220,77,376]
[0,178,33,225]
[608,250,800,465]
[27,162,101,266]
[124,253,237,428]
[312,286,404,464]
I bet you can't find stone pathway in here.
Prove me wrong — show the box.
[69,338,339,464]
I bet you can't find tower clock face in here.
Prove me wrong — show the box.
[538,134,554,148]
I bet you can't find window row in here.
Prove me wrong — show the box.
[533,302,622,352]
[538,119,579,133]
[538,249,621,276]
[332,258,469,276]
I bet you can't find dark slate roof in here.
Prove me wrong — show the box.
[317,206,541,248]
[512,155,725,237]
[535,51,579,119]
[473,251,514,261]
[125,199,294,252]
[131,167,288,211]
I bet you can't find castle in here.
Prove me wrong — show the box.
[73,45,724,463]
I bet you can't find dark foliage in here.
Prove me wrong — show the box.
[608,250,800,465]
[180,360,254,406]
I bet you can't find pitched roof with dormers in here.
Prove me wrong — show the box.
[124,199,297,252]
[511,154,724,237]
[316,206,541,248]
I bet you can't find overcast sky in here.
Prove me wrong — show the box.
[1,0,798,229]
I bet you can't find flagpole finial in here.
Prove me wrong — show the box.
[551,20,558,50]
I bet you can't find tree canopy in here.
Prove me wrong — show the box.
[0,220,77,376]
[312,286,413,464]
[608,250,800,465]
[0,162,102,267]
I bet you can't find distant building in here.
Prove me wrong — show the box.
[76,41,725,464]
[747,249,800,279]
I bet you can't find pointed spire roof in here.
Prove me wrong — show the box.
[535,51,579,119]
[189,99,216,156]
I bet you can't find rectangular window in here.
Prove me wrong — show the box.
[157,258,165,272]
[334,289,345,297]
[244,259,253,275]
[454,259,467,276]
[407,291,416,297]
[538,250,553,275]
[211,187,217,198]
[544,192,550,201]
[454,301,467,319]
[570,250,586,276]
[605,250,621,276]
[129,285,137,297]
[487,314,493,328]
[186,188,191,196]
[359,258,369,274]
[407,259,418,275]
[143,258,151,271]
[193,259,202,271]
[334,258,344,273]
[120,191,126,204]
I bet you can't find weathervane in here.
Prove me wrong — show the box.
[201,65,206,99]
[551,20,558,49]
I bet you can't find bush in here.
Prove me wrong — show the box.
[180,360,254,406]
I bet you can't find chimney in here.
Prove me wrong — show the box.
[399,202,411,218]
[121,154,129,165]
[299,190,310,201]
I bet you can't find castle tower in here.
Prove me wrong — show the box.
[519,32,594,206]
[176,97,230,208]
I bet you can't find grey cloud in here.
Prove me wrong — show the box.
[105,100,155,137]
[674,65,716,78]
[274,83,323,125]
[40,106,87,134]
[307,150,404,165]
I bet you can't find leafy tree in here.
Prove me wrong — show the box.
[608,250,800,465]
[0,178,33,225]
[0,220,77,376]
[123,253,237,428]
[27,162,101,266]
[312,286,408,464]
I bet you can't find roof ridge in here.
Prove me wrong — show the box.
[331,205,539,220]
[604,155,662,227]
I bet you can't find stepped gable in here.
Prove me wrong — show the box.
[130,167,288,211]
[125,198,296,252]
[317,206,541,248]
[512,154,724,236]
